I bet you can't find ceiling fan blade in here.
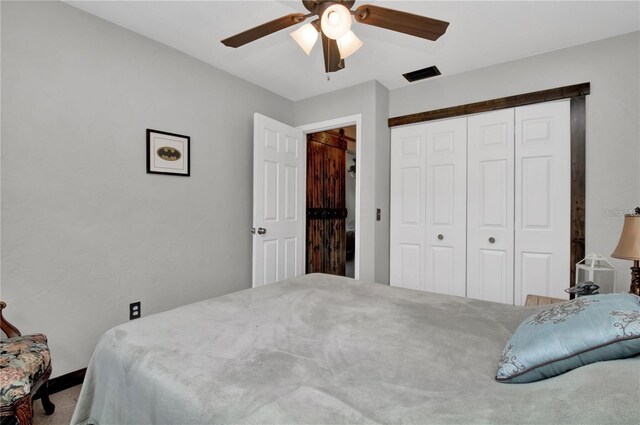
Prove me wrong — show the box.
[221,13,307,48]
[321,33,345,73]
[354,5,449,41]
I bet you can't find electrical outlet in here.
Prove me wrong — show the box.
[129,301,141,320]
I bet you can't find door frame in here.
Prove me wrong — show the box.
[298,114,363,279]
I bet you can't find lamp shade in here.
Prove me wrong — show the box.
[337,30,363,59]
[321,4,352,40]
[290,23,319,55]
[612,214,640,260]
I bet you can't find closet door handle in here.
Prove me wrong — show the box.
[488,237,496,244]
[437,234,444,240]
[257,227,267,235]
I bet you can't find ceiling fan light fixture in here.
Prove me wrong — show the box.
[320,4,352,40]
[221,2,450,74]
[290,23,319,55]
[337,30,362,59]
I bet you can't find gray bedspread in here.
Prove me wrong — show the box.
[71,274,640,424]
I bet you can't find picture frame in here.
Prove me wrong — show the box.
[146,129,190,176]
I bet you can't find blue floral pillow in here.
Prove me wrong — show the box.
[496,293,640,383]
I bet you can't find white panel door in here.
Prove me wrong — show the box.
[467,109,515,304]
[253,113,305,287]
[514,100,571,304]
[424,118,467,297]
[390,124,426,290]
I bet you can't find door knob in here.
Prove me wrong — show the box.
[257,227,267,235]
[251,227,256,234]
[437,234,444,240]
[488,237,496,244]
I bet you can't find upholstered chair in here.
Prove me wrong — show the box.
[0,300,55,425]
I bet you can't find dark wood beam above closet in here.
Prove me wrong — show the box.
[388,82,590,127]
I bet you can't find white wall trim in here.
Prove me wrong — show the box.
[298,114,363,279]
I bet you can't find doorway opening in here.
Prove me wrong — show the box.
[305,126,357,278]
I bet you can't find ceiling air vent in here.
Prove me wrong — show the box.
[403,65,441,82]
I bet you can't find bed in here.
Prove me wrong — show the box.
[71,274,640,424]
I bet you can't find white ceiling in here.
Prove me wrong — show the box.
[65,1,640,101]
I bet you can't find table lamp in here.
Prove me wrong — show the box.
[611,207,640,296]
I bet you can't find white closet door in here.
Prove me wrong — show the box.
[514,100,571,304]
[424,118,467,296]
[467,109,515,304]
[390,125,426,290]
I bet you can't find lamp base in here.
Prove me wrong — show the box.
[630,261,640,296]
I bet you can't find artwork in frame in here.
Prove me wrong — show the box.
[146,129,190,176]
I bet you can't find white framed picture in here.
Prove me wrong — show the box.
[146,129,190,176]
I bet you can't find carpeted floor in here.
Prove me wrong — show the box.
[33,385,81,425]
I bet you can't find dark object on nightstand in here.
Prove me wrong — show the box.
[611,207,640,296]
[0,300,55,425]
[565,281,600,297]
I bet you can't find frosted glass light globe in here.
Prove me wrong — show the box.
[290,23,319,55]
[321,4,352,40]
[337,30,362,59]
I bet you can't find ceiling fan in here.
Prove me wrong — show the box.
[221,0,449,74]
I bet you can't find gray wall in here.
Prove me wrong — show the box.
[389,31,640,293]
[373,82,390,284]
[1,1,293,376]
[294,81,391,284]
[3,0,638,377]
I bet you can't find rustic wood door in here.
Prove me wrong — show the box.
[306,131,347,275]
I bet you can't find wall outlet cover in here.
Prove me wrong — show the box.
[129,301,141,320]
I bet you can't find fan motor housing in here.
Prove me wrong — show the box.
[302,0,356,14]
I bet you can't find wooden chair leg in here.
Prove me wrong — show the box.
[13,397,33,425]
[39,383,55,416]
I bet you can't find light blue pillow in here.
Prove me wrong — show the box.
[496,293,640,383]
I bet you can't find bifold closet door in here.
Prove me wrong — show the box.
[514,100,571,304]
[424,118,467,296]
[390,125,426,290]
[391,101,571,302]
[467,109,515,304]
